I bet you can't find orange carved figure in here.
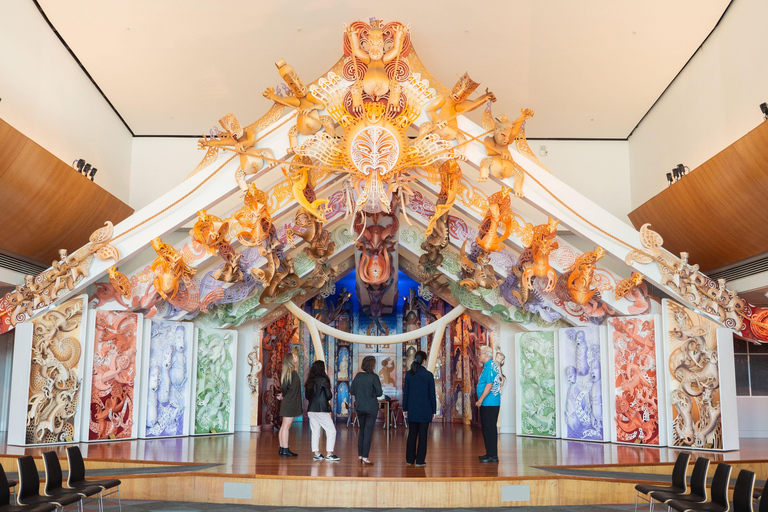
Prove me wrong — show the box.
[522,218,560,292]
[476,187,515,253]
[566,247,606,305]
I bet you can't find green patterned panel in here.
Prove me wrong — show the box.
[517,331,558,438]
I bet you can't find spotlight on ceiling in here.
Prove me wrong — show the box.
[72,159,85,174]
[666,172,674,186]
[761,102,768,120]
[675,163,688,177]
[88,167,98,181]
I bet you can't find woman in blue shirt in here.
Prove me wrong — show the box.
[475,345,501,463]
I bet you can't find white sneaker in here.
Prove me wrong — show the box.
[313,453,325,461]
[325,454,340,462]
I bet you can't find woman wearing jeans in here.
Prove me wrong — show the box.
[350,355,382,465]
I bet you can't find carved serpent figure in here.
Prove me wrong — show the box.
[282,157,329,222]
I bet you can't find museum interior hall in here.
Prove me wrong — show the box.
[1,0,768,510]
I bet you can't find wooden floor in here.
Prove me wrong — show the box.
[2,422,768,479]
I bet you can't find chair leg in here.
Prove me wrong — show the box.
[635,492,639,512]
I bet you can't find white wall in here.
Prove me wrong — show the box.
[737,397,768,438]
[0,1,133,204]
[628,0,768,209]
[129,138,205,211]
[530,140,632,223]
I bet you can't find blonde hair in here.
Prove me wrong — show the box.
[280,352,295,387]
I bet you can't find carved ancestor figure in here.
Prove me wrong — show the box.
[246,348,262,395]
[419,72,496,145]
[479,105,534,197]
[459,240,500,291]
[522,218,560,292]
[212,243,243,283]
[425,159,461,236]
[197,113,275,191]
[476,186,515,253]
[233,183,275,249]
[190,209,230,254]
[263,60,337,152]
[355,212,398,287]
[344,19,408,116]
[150,238,196,301]
[566,247,606,305]
[252,249,300,305]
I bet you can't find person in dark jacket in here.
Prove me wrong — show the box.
[278,352,302,457]
[305,360,339,461]
[402,350,436,466]
[350,355,382,465]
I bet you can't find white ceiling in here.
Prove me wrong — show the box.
[37,0,731,139]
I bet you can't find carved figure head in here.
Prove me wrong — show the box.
[367,21,385,60]
[275,59,307,97]
[174,326,186,352]
[149,366,161,392]
[451,72,480,102]
[493,115,515,146]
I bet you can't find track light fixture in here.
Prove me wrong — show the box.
[71,158,98,180]
[761,102,768,120]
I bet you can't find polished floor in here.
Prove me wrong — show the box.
[2,422,767,479]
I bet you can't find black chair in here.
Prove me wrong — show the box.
[42,453,101,512]
[667,462,733,512]
[65,447,121,512]
[651,456,711,507]
[635,452,691,511]
[759,479,768,512]
[0,462,56,512]
[6,475,17,508]
[731,470,757,512]
[16,456,80,511]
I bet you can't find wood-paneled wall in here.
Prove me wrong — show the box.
[628,120,768,272]
[0,118,133,266]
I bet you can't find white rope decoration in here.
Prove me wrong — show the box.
[284,301,467,373]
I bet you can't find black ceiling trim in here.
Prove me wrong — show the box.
[626,0,736,139]
[32,0,135,136]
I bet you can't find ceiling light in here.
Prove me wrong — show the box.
[761,102,768,120]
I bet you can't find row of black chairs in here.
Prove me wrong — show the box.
[1,446,121,512]
[635,452,765,512]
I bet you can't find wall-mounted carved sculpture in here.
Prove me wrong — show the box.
[614,272,644,301]
[476,187,515,253]
[282,157,329,223]
[150,238,196,301]
[355,211,398,287]
[459,240,500,291]
[234,183,276,249]
[480,104,533,197]
[626,224,746,329]
[566,246,606,305]
[26,297,85,444]
[106,266,132,299]
[7,223,118,327]
[425,159,461,236]
[420,72,496,145]
[190,209,230,255]
[194,329,235,433]
[263,59,337,153]
[212,243,243,283]
[521,218,560,292]
[197,113,275,190]
[344,19,409,117]
[90,311,138,440]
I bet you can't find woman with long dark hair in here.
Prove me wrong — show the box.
[350,355,382,465]
[402,350,436,467]
[305,360,339,461]
[278,352,301,456]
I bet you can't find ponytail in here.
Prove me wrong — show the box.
[410,350,428,375]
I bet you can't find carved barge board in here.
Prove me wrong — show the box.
[515,330,560,439]
[190,327,238,435]
[607,314,667,446]
[138,320,195,439]
[661,299,739,451]
[80,311,144,442]
[7,295,89,446]
[558,326,610,442]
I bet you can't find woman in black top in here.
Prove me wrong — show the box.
[278,352,302,457]
[304,360,339,461]
[402,350,436,466]
[350,355,382,465]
